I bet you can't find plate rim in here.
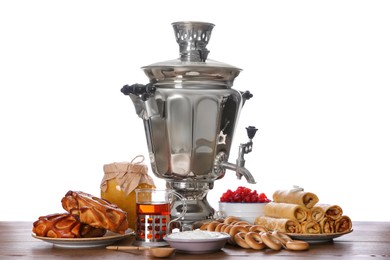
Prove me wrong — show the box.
[163,231,230,243]
[32,228,134,244]
[286,229,353,240]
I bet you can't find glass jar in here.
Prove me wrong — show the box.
[101,155,155,230]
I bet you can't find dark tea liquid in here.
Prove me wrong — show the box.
[136,202,170,242]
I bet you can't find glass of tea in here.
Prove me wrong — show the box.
[134,189,187,246]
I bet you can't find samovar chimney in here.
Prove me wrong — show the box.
[171,21,214,62]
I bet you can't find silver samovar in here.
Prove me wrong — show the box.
[121,21,258,228]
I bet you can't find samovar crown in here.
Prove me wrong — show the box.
[171,21,215,62]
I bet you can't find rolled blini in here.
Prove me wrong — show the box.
[316,204,343,220]
[264,202,308,222]
[335,215,352,233]
[300,220,321,234]
[319,217,335,234]
[308,206,325,222]
[272,189,319,209]
[254,216,302,233]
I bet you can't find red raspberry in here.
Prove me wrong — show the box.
[220,187,270,203]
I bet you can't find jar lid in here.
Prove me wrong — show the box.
[101,155,155,196]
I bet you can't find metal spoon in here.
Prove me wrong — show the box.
[106,245,176,258]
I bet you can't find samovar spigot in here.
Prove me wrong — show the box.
[237,126,258,166]
[215,126,258,184]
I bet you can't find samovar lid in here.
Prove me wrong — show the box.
[142,21,242,87]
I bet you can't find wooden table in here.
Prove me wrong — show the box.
[1,221,389,259]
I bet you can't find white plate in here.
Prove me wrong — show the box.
[32,229,135,248]
[163,231,230,254]
[287,229,353,243]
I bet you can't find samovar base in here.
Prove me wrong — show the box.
[167,181,215,230]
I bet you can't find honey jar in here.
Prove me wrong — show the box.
[100,155,155,230]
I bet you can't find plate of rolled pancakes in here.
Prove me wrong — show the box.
[257,187,354,243]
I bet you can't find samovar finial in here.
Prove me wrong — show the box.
[171,21,215,62]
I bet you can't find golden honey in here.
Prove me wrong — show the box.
[101,179,154,231]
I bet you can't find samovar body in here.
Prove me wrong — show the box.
[122,22,257,227]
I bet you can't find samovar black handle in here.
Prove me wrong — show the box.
[121,83,156,98]
[240,90,253,107]
[242,90,253,100]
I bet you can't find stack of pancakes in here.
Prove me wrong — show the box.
[254,188,352,234]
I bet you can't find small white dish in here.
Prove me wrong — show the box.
[218,202,268,224]
[163,230,230,254]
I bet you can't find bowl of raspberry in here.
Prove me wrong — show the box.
[218,186,271,224]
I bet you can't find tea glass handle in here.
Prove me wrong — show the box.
[168,191,187,233]
[214,210,226,219]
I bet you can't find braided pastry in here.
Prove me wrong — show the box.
[33,213,107,238]
[61,190,128,234]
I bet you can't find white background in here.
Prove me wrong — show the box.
[1,0,389,221]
